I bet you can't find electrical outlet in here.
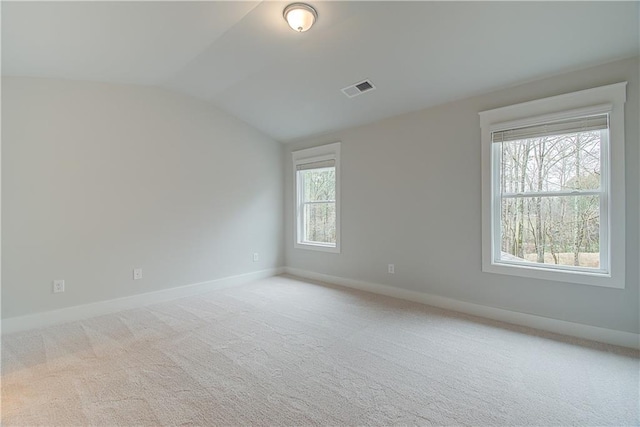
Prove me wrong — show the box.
[133,268,143,280]
[388,264,395,274]
[253,253,259,262]
[53,280,65,293]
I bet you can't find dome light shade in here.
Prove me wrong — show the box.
[283,3,317,32]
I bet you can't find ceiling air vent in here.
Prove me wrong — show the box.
[341,79,376,98]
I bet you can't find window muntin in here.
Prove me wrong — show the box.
[494,123,607,273]
[292,143,341,253]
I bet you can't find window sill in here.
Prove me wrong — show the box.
[294,242,341,253]
[483,261,624,289]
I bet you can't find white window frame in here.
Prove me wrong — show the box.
[292,142,341,253]
[479,83,626,289]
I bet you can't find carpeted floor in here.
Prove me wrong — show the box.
[2,274,638,426]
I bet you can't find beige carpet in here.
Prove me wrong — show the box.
[2,274,638,426]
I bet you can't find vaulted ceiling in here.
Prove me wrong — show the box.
[3,1,639,142]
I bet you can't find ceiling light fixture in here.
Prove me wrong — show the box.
[283,3,317,33]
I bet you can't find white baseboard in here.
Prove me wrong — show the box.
[2,267,284,335]
[283,267,640,350]
[5,266,638,350]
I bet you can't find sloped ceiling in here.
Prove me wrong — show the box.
[3,1,639,142]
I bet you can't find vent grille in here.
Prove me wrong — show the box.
[341,79,376,98]
[355,81,373,92]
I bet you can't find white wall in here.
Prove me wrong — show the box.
[284,57,640,334]
[2,77,284,319]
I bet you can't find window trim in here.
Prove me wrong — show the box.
[292,142,341,253]
[479,83,626,289]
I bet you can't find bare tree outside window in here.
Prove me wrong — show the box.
[499,130,602,269]
[300,167,336,244]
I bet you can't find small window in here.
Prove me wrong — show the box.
[292,143,341,253]
[480,83,626,288]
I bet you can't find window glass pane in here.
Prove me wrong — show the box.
[500,130,602,194]
[303,202,336,244]
[500,195,600,269]
[301,167,335,202]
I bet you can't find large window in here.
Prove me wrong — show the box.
[480,83,626,288]
[292,143,340,252]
